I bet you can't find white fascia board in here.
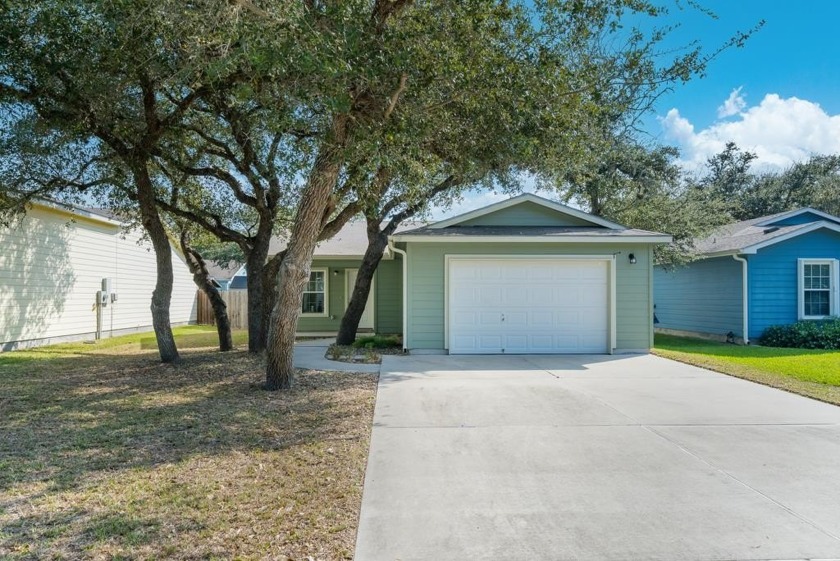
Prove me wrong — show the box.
[427,193,625,230]
[390,234,672,244]
[740,221,840,254]
[698,250,741,259]
[756,207,840,227]
[34,200,124,227]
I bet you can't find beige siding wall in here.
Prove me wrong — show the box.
[0,205,196,349]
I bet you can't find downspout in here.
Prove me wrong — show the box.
[388,239,408,352]
[732,255,749,345]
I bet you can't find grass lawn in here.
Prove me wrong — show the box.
[654,334,840,406]
[0,326,377,560]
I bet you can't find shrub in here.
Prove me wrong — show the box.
[352,334,402,349]
[759,319,840,349]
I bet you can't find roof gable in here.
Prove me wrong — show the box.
[429,193,624,230]
[696,207,840,257]
[759,208,840,227]
[456,200,594,227]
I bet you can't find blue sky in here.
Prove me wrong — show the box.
[646,0,840,171]
[440,0,840,218]
[650,0,840,132]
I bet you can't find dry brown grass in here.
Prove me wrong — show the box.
[0,328,377,560]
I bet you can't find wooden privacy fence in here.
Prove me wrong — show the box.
[197,290,249,329]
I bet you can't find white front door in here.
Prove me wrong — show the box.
[346,269,375,330]
[448,258,609,354]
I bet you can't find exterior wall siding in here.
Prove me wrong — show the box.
[405,242,654,352]
[0,205,197,350]
[770,212,837,226]
[296,258,403,334]
[459,201,594,227]
[653,257,743,339]
[748,229,840,339]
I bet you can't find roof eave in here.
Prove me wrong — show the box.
[389,234,672,244]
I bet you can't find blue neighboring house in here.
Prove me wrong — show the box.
[654,208,840,344]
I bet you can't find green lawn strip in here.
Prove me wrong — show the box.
[0,330,377,560]
[653,334,840,406]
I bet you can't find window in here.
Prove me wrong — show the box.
[798,259,839,319]
[301,269,327,315]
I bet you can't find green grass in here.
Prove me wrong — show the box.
[0,326,377,560]
[654,334,840,405]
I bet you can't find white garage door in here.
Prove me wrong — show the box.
[448,258,610,354]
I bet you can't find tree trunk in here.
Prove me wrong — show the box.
[261,251,285,349]
[179,232,233,352]
[133,165,180,362]
[245,223,272,353]
[265,116,348,390]
[336,226,388,345]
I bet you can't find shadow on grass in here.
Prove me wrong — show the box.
[0,347,375,550]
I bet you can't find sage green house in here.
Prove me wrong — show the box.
[298,193,670,355]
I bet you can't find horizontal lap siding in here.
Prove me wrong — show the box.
[406,242,653,351]
[0,207,196,348]
[297,259,360,332]
[654,257,743,338]
[295,258,403,334]
[459,201,593,227]
[375,259,403,334]
[749,229,840,339]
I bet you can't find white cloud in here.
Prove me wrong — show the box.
[717,87,747,118]
[661,93,840,172]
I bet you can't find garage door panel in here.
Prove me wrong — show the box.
[479,266,502,280]
[478,335,503,352]
[505,311,528,327]
[449,258,609,354]
[478,287,502,305]
[530,311,554,328]
[505,334,528,351]
[451,310,478,328]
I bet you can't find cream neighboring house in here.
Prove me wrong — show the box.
[0,201,197,351]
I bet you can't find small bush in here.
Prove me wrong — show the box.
[352,334,401,349]
[759,319,840,349]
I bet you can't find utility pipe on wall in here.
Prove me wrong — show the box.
[388,240,408,352]
[732,255,749,345]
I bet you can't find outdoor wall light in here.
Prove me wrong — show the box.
[333,269,340,276]
[628,253,637,264]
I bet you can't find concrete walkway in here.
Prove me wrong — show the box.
[293,338,380,373]
[355,353,840,561]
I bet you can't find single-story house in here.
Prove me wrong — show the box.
[654,207,840,344]
[205,261,242,290]
[295,193,670,354]
[0,201,197,351]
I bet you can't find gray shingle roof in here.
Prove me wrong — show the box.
[268,220,425,257]
[694,209,840,255]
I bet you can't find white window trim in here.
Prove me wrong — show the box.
[301,268,329,317]
[797,258,839,320]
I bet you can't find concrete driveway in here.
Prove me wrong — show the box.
[354,354,840,561]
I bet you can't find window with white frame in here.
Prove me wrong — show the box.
[798,259,839,319]
[301,269,327,315]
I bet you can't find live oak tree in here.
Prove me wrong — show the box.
[697,145,840,220]
[177,225,234,352]
[152,95,364,352]
[258,0,617,389]
[333,0,753,344]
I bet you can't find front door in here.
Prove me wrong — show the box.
[346,269,375,330]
